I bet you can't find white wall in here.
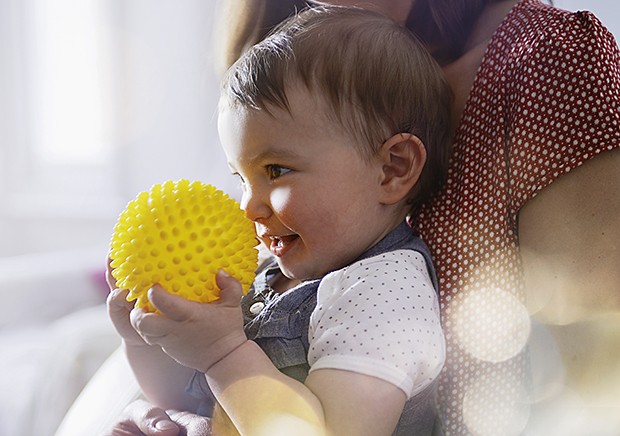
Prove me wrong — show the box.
[112,0,232,196]
[0,4,232,434]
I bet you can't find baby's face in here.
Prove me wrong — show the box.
[218,89,394,280]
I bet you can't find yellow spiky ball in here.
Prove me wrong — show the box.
[110,179,258,311]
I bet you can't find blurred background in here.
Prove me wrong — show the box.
[0,1,230,435]
[0,1,618,435]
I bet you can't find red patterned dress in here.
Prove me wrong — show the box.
[416,1,620,434]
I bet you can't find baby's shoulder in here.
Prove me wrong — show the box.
[313,249,439,321]
[319,249,431,298]
[343,249,427,276]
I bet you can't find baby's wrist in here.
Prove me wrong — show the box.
[203,339,250,374]
[122,337,152,349]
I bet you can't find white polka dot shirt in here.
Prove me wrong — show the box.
[308,250,445,398]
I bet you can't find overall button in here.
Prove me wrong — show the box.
[249,301,265,315]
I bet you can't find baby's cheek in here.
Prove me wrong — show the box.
[269,186,295,215]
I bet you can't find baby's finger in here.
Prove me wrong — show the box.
[215,269,244,306]
[106,288,146,345]
[148,285,195,322]
[129,307,165,338]
[107,288,134,312]
[105,255,118,290]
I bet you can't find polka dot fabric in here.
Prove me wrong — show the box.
[416,1,620,434]
[308,250,445,397]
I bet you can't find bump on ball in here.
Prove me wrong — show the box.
[109,179,258,311]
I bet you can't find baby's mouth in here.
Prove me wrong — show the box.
[269,234,299,256]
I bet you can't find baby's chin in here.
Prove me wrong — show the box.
[277,258,346,283]
[278,261,320,283]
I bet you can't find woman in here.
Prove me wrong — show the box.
[107,1,620,434]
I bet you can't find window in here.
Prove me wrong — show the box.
[29,0,111,167]
[0,0,121,256]
[0,0,224,257]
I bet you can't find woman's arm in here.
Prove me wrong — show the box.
[519,148,620,399]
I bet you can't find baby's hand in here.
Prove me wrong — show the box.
[130,270,247,372]
[106,257,148,347]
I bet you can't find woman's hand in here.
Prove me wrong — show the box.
[129,270,247,373]
[104,399,212,436]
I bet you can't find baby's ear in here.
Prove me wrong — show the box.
[377,133,426,205]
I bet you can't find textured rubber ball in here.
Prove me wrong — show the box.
[109,179,257,312]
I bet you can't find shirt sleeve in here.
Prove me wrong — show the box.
[508,9,620,213]
[307,250,445,398]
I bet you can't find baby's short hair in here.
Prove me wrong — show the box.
[221,5,453,210]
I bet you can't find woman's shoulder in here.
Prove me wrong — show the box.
[499,0,618,57]
[491,1,620,215]
[470,0,618,124]
[508,0,605,29]
[495,1,619,115]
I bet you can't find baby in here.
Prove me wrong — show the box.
[107,5,452,435]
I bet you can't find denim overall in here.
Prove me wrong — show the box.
[188,222,441,435]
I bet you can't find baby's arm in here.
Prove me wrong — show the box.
[204,255,437,435]
[206,342,406,435]
[141,273,395,434]
[133,253,443,435]
[106,261,201,412]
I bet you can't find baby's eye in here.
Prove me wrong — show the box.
[266,164,291,180]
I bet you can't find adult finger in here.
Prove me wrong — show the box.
[168,410,213,436]
[104,399,180,436]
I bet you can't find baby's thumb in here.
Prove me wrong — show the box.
[215,269,243,305]
[148,285,192,321]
